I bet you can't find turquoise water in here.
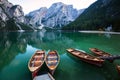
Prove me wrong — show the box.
[0,31,120,80]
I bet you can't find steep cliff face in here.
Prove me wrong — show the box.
[26,7,47,29]
[0,0,33,31]
[26,2,85,29]
[63,0,120,31]
[0,0,12,28]
[9,5,25,23]
[43,2,82,28]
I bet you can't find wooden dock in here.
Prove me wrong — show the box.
[33,73,55,80]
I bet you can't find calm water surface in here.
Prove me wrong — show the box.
[0,31,120,80]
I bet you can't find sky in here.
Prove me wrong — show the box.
[8,0,97,14]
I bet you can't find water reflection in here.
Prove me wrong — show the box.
[0,32,26,71]
[104,33,111,38]
[0,31,120,69]
[0,31,120,80]
[65,53,119,80]
[0,31,73,71]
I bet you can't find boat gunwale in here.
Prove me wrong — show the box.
[66,48,104,62]
[89,48,111,56]
[45,50,60,71]
[28,50,46,72]
[66,48,104,67]
[116,65,120,72]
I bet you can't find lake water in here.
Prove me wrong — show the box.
[0,31,120,80]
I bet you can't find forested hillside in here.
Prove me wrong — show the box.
[63,0,120,31]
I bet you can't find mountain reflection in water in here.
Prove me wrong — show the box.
[0,31,120,80]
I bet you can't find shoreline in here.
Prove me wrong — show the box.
[78,31,120,34]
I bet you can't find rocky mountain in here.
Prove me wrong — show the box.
[62,0,120,31]
[26,2,85,29]
[0,0,33,31]
[26,7,47,29]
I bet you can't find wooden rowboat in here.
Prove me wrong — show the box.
[116,65,120,74]
[89,48,111,57]
[28,50,46,78]
[45,50,60,75]
[66,48,104,67]
[89,48,113,62]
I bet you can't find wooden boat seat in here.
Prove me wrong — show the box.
[48,63,58,68]
[93,49,106,54]
[84,56,87,58]
[48,56,57,58]
[49,51,56,54]
[34,62,41,67]
[36,53,44,55]
[47,58,58,61]
[47,60,57,63]
[93,58,99,60]
[32,57,44,61]
[49,66,56,70]
[36,50,44,53]
[74,52,80,55]
[30,61,42,67]
[34,55,44,58]
[67,49,74,52]
[102,54,110,57]
[31,61,43,63]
